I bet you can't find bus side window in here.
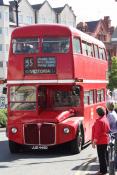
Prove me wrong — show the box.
[97,90,101,102]
[82,41,88,56]
[99,48,103,59]
[84,91,90,105]
[73,37,81,54]
[87,43,94,57]
[94,44,99,58]
[99,48,106,60]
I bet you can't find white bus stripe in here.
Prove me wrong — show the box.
[7,79,108,84]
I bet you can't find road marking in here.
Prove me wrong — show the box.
[74,162,111,175]
[74,161,92,175]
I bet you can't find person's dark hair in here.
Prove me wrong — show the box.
[96,106,105,117]
[106,102,115,111]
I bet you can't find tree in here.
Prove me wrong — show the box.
[108,56,117,91]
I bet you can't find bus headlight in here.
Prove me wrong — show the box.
[63,127,70,134]
[11,127,18,134]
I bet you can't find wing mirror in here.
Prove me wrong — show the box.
[72,86,80,96]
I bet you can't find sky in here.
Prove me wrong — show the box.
[28,0,117,27]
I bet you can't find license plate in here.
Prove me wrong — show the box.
[31,145,48,150]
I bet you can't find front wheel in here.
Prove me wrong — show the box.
[9,140,22,153]
[69,130,83,154]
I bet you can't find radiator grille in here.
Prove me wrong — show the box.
[24,123,55,145]
[40,124,55,144]
[24,124,39,144]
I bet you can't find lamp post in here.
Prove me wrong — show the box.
[14,0,22,27]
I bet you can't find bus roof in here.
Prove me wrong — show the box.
[12,24,105,48]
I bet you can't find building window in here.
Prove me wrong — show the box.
[0,61,3,67]
[0,44,2,51]
[19,15,23,24]
[6,61,8,67]
[4,27,8,36]
[0,28,2,34]
[26,16,33,24]
[6,44,9,52]
[0,12,2,19]
[5,12,8,21]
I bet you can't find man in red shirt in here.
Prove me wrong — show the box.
[92,106,110,175]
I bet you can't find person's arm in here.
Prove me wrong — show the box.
[92,122,98,148]
[92,120,102,145]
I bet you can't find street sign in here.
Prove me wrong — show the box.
[0,97,5,108]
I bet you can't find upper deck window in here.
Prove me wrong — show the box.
[99,48,106,60]
[82,41,88,56]
[82,41,94,57]
[94,44,99,58]
[12,38,39,54]
[87,43,94,57]
[42,37,70,53]
[73,37,81,54]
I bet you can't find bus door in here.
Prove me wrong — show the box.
[84,90,95,141]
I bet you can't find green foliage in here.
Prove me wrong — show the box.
[0,108,7,127]
[108,56,117,91]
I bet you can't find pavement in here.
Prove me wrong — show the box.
[0,127,6,132]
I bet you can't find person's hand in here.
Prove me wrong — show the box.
[92,139,97,149]
[92,142,96,148]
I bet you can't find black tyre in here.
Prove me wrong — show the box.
[69,129,83,154]
[9,140,22,153]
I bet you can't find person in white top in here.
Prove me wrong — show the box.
[107,101,117,169]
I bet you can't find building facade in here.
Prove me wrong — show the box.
[76,16,115,58]
[0,0,9,80]
[111,27,117,56]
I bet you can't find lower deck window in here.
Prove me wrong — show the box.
[84,89,105,105]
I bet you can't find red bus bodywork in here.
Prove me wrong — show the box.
[7,24,108,154]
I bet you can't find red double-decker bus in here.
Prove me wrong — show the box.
[7,24,108,154]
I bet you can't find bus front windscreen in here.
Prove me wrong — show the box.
[38,87,80,109]
[10,86,36,111]
[54,90,80,107]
